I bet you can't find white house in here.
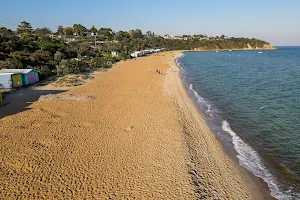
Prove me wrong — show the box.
[163,34,174,39]
[130,51,143,58]
[111,51,119,57]
[84,32,95,37]
[142,50,151,55]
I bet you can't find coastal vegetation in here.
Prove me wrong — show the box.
[0,21,274,79]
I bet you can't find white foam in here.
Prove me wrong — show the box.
[188,84,214,117]
[222,120,293,199]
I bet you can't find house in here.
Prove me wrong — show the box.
[0,69,39,86]
[149,49,155,54]
[142,50,150,55]
[163,34,174,39]
[0,72,22,89]
[130,51,143,58]
[174,36,183,40]
[84,32,95,37]
[111,51,119,57]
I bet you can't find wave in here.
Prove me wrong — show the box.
[222,121,291,199]
[188,84,217,118]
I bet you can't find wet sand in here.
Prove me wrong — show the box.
[0,51,268,199]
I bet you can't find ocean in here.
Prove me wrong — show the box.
[178,47,300,199]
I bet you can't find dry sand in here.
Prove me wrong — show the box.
[0,51,268,199]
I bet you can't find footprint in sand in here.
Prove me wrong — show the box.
[77,121,94,128]
[124,125,135,132]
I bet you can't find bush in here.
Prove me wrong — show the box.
[92,57,106,68]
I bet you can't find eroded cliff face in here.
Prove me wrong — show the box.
[246,43,276,50]
[193,43,276,51]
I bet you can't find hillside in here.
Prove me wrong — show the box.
[0,22,275,79]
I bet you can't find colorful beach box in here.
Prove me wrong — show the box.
[0,73,22,89]
[0,69,39,87]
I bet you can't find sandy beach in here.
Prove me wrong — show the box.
[0,51,269,199]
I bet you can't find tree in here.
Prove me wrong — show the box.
[54,51,64,62]
[129,29,143,39]
[19,33,39,52]
[30,50,52,64]
[64,27,74,36]
[89,25,97,34]
[77,42,91,56]
[73,24,87,36]
[0,28,16,39]
[38,41,64,54]
[57,25,64,35]
[17,21,33,34]
[129,30,135,38]
[145,31,153,38]
[0,58,23,69]
[115,31,130,40]
[34,27,52,35]
[98,28,112,36]
[92,57,107,68]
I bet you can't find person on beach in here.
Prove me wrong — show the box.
[150,68,152,73]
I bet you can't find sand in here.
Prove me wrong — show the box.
[0,51,268,199]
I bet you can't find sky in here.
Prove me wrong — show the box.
[0,0,299,46]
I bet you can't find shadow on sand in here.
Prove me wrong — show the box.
[0,88,66,119]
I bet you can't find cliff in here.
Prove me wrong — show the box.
[191,38,276,51]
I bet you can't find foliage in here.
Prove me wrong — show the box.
[0,58,23,69]
[0,20,273,80]
[92,57,107,68]
[73,24,87,36]
[16,21,33,34]
[64,27,74,36]
[57,25,64,35]
[90,26,97,34]
[34,27,52,36]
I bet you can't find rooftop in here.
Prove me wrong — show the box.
[0,69,37,74]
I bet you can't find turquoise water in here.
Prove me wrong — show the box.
[178,47,300,199]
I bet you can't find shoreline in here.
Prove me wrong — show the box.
[166,51,274,199]
[189,48,276,52]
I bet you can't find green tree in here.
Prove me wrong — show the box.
[92,57,107,68]
[34,27,52,35]
[30,50,52,64]
[129,29,143,39]
[89,25,97,34]
[38,41,65,54]
[73,24,87,36]
[54,51,64,62]
[64,27,74,36]
[57,25,64,35]
[17,21,33,34]
[0,58,23,69]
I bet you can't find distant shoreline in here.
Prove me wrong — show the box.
[189,48,276,52]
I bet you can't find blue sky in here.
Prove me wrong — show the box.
[0,0,299,45]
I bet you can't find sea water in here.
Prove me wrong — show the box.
[178,47,300,199]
